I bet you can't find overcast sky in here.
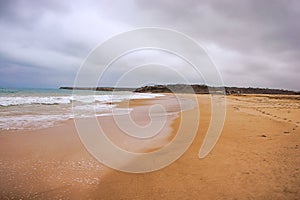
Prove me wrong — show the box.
[0,0,299,90]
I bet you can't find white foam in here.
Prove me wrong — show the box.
[0,92,164,130]
[73,103,115,111]
[0,93,164,106]
[0,96,72,106]
[0,115,70,130]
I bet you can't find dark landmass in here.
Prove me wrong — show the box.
[60,84,300,95]
[59,86,136,92]
[134,84,212,94]
[134,84,300,95]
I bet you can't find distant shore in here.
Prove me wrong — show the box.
[60,84,300,95]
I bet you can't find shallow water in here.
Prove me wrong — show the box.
[0,88,164,130]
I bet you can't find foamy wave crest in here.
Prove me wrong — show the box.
[0,92,164,130]
[0,96,72,106]
[0,93,164,106]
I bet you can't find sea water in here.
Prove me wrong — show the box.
[0,88,164,130]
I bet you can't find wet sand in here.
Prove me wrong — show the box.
[0,94,299,199]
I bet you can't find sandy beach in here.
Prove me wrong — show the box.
[0,94,299,199]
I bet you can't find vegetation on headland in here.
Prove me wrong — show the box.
[59,84,300,95]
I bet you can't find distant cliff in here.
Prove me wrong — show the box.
[59,86,135,92]
[134,84,300,95]
[60,85,300,95]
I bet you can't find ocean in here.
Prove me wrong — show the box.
[0,88,164,130]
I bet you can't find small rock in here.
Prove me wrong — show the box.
[260,134,267,137]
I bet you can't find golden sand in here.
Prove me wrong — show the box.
[0,94,299,199]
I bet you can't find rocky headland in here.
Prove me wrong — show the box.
[60,84,300,95]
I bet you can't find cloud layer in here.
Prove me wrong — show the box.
[0,0,299,90]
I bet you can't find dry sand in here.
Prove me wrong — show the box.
[0,94,299,199]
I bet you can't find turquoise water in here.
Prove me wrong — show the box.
[0,88,101,96]
[0,88,68,94]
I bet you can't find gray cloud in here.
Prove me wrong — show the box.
[0,0,299,90]
[0,0,69,28]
